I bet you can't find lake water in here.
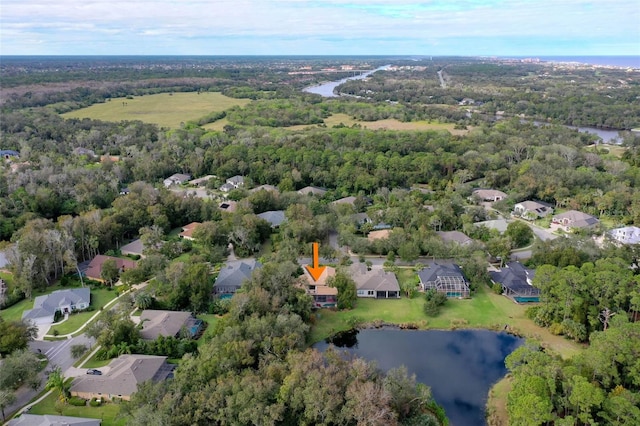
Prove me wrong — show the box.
[303,65,390,97]
[314,328,523,426]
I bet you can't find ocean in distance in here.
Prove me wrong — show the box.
[521,56,640,68]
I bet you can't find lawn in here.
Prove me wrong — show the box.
[28,392,125,426]
[48,288,118,335]
[196,314,219,348]
[0,297,33,323]
[310,284,582,358]
[62,92,249,129]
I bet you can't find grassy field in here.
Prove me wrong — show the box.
[310,284,582,358]
[62,92,249,129]
[28,392,125,426]
[48,288,118,335]
[486,376,512,426]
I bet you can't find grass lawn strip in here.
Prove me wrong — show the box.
[28,391,125,426]
[48,288,118,335]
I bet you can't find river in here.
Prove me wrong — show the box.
[303,65,390,97]
[314,328,523,426]
[305,69,626,144]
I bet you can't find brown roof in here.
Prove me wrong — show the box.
[300,266,337,295]
[179,222,201,239]
[368,229,391,242]
[139,310,192,340]
[349,263,400,292]
[85,255,137,281]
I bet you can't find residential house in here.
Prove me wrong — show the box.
[474,219,509,234]
[70,355,174,401]
[436,231,473,246]
[417,264,470,298]
[220,175,244,192]
[119,187,130,195]
[490,262,539,302]
[609,226,640,245]
[301,266,338,308]
[8,414,101,426]
[22,288,90,325]
[163,173,191,188]
[513,200,553,220]
[352,212,373,226]
[331,196,357,206]
[472,189,507,202]
[297,186,327,197]
[179,222,201,240]
[551,210,599,232]
[349,263,400,299]
[0,149,20,160]
[257,210,286,228]
[213,259,262,295]
[188,175,215,186]
[120,239,145,257]
[85,255,137,283]
[219,200,238,213]
[139,310,203,340]
[250,184,279,194]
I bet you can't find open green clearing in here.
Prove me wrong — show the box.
[28,392,125,426]
[62,92,249,129]
[310,284,582,358]
[196,314,219,348]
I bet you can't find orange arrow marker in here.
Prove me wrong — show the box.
[306,242,326,282]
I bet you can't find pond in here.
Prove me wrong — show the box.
[314,328,524,426]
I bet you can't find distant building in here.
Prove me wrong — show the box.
[179,222,201,240]
[139,310,203,340]
[257,210,286,228]
[0,149,20,160]
[220,175,244,192]
[472,189,507,202]
[297,186,327,197]
[120,239,145,257]
[163,173,191,188]
[436,231,473,246]
[250,184,279,194]
[551,210,599,232]
[513,201,553,220]
[609,226,640,245]
[188,175,215,186]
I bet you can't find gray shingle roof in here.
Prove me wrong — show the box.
[257,210,286,227]
[349,263,400,292]
[139,310,193,340]
[490,262,539,297]
[70,355,171,398]
[213,259,261,293]
[22,288,90,321]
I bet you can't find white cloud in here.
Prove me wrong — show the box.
[1,0,638,54]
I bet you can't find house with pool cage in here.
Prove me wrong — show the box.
[417,264,470,298]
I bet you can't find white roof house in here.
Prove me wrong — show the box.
[609,226,640,245]
[163,173,191,188]
[22,288,90,325]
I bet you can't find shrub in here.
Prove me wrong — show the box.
[89,397,102,407]
[549,322,564,335]
[69,396,87,406]
[491,282,503,294]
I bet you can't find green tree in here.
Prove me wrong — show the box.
[45,367,70,403]
[70,344,87,359]
[0,389,16,422]
[0,349,41,390]
[0,318,38,356]
[327,271,357,310]
[506,221,534,248]
[100,258,120,286]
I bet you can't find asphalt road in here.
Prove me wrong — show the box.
[4,335,95,420]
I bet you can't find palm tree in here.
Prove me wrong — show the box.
[45,367,70,403]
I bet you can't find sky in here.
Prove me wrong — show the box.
[1,0,639,56]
